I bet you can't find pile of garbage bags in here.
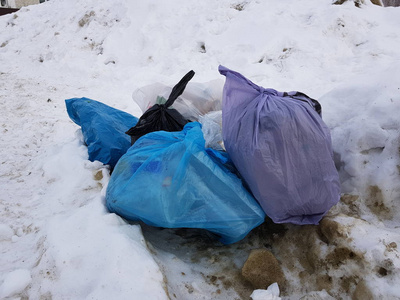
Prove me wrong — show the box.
[65,66,340,244]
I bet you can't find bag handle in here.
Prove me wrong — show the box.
[165,70,195,108]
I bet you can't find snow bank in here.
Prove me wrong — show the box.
[322,65,400,222]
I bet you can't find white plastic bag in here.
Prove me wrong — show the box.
[132,79,223,121]
[199,110,224,151]
[250,283,281,300]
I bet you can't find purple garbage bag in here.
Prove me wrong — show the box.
[219,65,340,225]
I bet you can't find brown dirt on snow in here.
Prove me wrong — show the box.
[241,249,286,289]
[365,185,394,220]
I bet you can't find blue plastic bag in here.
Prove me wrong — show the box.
[65,97,138,169]
[219,66,340,225]
[106,122,265,244]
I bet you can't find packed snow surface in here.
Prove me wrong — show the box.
[1,0,399,299]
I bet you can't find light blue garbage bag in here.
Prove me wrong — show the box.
[106,122,265,244]
[65,97,138,169]
[219,65,340,225]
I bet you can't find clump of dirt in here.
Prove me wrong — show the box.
[375,258,394,277]
[365,185,393,220]
[202,268,254,299]
[385,241,397,253]
[232,3,246,11]
[319,217,348,244]
[325,247,363,268]
[315,274,333,292]
[332,0,365,7]
[370,0,382,6]
[93,169,105,188]
[78,11,95,27]
[241,249,286,289]
[273,224,322,274]
[93,170,103,181]
[352,279,374,300]
[338,194,361,217]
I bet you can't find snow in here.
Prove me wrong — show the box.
[1,0,400,299]
[0,224,14,241]
[0,269,31,299]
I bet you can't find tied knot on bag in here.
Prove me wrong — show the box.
[260,87,285,97]
[126,70,195,145]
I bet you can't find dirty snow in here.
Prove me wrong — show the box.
[0,0,399,299]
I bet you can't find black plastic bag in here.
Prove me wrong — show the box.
[126,70,195,145]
